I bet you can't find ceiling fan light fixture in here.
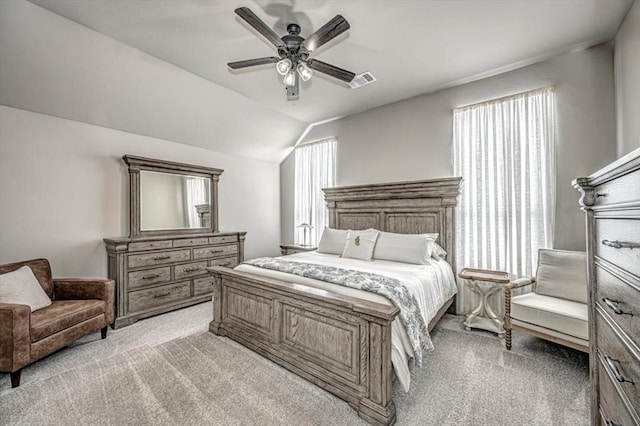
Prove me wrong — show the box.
[283,70,296,86]
[297,62,313,82]
[276,58,292,76]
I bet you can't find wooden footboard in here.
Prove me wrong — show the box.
[207,266,400,426]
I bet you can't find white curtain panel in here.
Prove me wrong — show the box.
[184,177,208,228]
[453,87,556,288]
[294,139,336,246]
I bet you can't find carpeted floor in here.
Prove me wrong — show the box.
[0,303,589,425]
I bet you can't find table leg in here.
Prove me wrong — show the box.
[463,280,483,330]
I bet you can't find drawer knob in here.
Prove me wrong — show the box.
[154,292,171,298]
[604,355,635,385]
[601,239,640,250]
[602,298,634,317]
[142,273,160,280]
[184,266,203,273]
[153,255,171,261]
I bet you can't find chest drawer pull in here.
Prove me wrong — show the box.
[601,239,640,250]
[154,292,171,298]
[604,355,635,385]
[152,255,171,261]
[603,298,634,316]
[210,249,223,254]
[183,266,202,273]
[142,273,160,280]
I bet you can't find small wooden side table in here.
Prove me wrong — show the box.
[280,244,317,256]
[458,268,513,337]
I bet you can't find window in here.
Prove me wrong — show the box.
[294,139,336,246]
[453,87,556,279]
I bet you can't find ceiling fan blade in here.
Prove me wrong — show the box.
[304,15,350,52]
[235,7,284,49]
[228,57,279,69]
[306,59,355,83]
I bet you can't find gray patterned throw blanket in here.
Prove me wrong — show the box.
[243,257,432,367]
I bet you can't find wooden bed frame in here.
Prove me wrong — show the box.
[207,178,461,425]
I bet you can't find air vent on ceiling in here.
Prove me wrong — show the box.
[349,72,377,89]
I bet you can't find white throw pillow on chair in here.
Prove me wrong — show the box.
[0,265,52,311]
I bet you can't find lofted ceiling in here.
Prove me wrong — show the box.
[25,0,634,161]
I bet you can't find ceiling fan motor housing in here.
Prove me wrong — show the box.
[279,24,308,64]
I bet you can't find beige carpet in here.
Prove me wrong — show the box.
[0,305,589,425]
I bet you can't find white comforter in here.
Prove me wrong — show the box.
[235,251,457,392]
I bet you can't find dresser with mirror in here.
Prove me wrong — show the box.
[104,155,246,328]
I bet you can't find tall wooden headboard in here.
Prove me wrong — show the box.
[323,177,462,273]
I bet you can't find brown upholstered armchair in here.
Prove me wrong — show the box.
[0,258,115,388]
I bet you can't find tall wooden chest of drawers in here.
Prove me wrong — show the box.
[104,232,245,328]
[574,148,640,426]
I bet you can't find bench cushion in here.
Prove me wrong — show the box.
[511,292,588,340]
[30,299,105,342]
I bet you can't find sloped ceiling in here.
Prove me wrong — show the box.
[2,0,634,162]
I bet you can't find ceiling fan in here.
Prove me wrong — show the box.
[228,7,355,100]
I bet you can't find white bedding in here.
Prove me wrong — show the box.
[235,251,457,392]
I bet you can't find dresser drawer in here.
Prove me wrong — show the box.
[193,244,238,260]
[173,237,209,248]
[174,261,208,279]
[593,171,640,208]
[128,281,191,312]
[596,218,640,279]
[129,240,173,252]
[597,310,640,412]
[209,235,238,245]
[597,266,640,341]
[598,357,639,426]
[193,276,214,296]
[128,249,190,268]
[128,266,171,290]
[209,256,238,268]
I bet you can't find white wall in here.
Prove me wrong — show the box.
[615,1,640,157]
[281,45,617,251]
[0,106,281,277]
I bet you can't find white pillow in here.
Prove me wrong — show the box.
[431,242,447,260]
[0,266,52,311]
[341,230,380,261]
[373,231,438,264]
[317,228,348,255]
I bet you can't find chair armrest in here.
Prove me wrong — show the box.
[0,303,31,373]
[504,277,536,291]
[504,277,536,330]
[53,279,115,325]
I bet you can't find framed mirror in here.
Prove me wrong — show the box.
[124,155,223,237]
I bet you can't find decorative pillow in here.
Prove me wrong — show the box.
[535,249,588,304]
[373,231,438,264]
[317,228,349,255]
[0,265,52,311]
[341,230,380,261]
[431,242,447,260]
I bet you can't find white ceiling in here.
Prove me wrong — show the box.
[28,0,633,160]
